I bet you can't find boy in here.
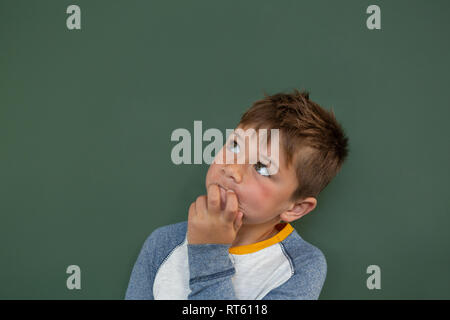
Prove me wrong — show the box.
[125,89,349,300]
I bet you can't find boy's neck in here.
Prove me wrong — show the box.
[231,217,283,248]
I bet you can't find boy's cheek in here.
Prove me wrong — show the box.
[243,188,274,216]
[249,184,272,205]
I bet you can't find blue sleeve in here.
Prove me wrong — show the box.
[187,244,237,299]
[262,246,327,300]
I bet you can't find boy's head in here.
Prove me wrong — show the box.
[205,89,349,225]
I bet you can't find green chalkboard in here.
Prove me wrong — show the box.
[1,0,449,299]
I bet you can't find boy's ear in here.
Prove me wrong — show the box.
[279,197,317,223]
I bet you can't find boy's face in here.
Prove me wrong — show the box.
[205,125,300,225]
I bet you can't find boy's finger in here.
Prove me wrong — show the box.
[207,184,221,213]
[195,195,207,217]
[188,202,196,219]
[234,211,244,232]
[224,190,239,222]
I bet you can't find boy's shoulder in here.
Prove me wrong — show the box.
[150,220,188,238]
[283,227,327,275]
[144,220,188,248]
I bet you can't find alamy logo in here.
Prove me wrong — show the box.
[66,5,81,30]
[66,265,81,290]
[366,5,381,30]
[170,121,280,174]
[366,265,381,290]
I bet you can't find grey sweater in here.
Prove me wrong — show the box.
[125,221,327,300]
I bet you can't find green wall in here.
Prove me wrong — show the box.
[1,0,449,299]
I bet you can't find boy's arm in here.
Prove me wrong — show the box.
[186,184,243,299]
[262,250,327,300]
[187,243,237,299]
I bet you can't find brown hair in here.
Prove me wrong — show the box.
[238,88,349,201]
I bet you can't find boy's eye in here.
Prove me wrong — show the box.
[227,139,272,178]
[227,139,240,154]
[254,161,271,177]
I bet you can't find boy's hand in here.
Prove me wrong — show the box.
[187,184,244,245]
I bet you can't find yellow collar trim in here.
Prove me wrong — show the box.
[228,223,294,255]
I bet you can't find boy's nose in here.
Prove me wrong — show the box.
[222,164,243,184]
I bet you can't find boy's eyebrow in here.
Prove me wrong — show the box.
[233,130,280,172]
